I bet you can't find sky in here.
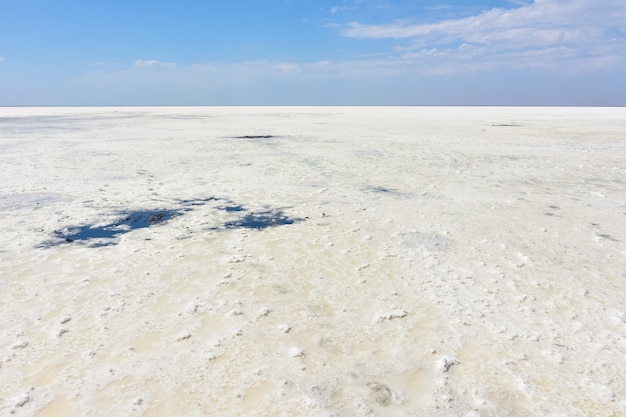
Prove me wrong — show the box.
[1,0,625,105]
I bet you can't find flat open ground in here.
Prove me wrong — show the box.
[1,106,625,416]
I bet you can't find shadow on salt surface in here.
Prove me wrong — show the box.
[38,197,303,248]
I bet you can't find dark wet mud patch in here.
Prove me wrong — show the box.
[221,204,246,212]
[224,209,302,229]
[362,185,411,199]
[596,233,620,242]
[363,186,402,195]
[39,197,304,247]
[232,135,277,139]
[178,197,222,206]
[491,123,524,127]
[368,186,395,193]
[40,209,187,248]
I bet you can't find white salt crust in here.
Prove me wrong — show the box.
[1,106,625,416]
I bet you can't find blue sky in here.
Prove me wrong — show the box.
[1,0,625,105]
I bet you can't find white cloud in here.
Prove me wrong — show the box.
[133,59,177,69]
[0,56,6,62]
[330,5,358,15]
[329,0,369,15]
[74,49,626,105]
[273,63,302,73]
[339,0,626,72]
[343,0,625,41]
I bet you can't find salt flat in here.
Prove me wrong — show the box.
[1,106,625,416]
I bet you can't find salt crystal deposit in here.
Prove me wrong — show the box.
[1,106,625,416]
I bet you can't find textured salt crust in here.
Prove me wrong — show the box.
[1,106,625,416]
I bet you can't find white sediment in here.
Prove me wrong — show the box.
[1,106,625,416]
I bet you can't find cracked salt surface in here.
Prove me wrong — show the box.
[1,106,625,416]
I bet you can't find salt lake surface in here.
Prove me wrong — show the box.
[1,106,625,416]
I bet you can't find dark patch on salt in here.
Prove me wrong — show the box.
[364,186,400,194]
[122,211,180,228]
[233,135,276,139]
[597,233,619,242]
[491,123,523,127]
[42,209,184,247]
[38,197,303,247]
[39,197,220,248]
[224,210,301,229]
[178,197,222,206]
[221,205,245,212]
